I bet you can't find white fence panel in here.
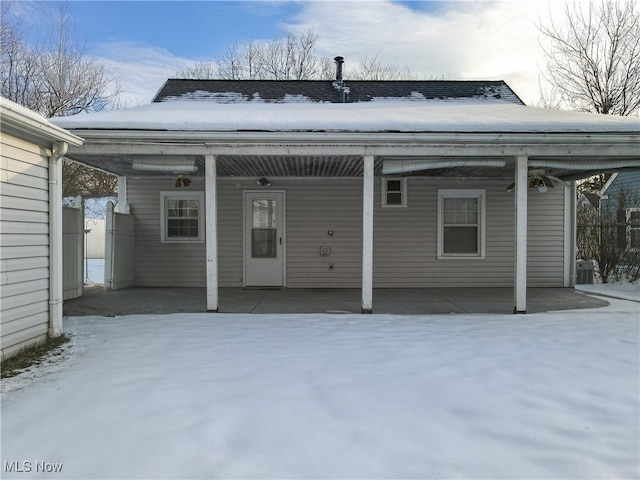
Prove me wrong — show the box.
[105,202,134,290]
[85,218,106,259]
[63,205,83,300]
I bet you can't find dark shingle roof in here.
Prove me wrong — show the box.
[152,79,524,105]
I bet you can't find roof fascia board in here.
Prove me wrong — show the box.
[0,99,83,146]
[67,138,640,159]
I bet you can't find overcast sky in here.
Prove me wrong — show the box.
[8,1,570,107]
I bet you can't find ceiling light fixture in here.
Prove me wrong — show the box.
[132,157,197,173]
[507,169,569,193]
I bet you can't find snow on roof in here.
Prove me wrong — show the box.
[51,99,640,134]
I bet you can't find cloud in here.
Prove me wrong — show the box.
[286,0,564,105]
[90,41,195,106]
[84,0,568,107]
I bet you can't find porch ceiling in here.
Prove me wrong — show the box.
[67,153,525,179]
[66,154,368,177]
[65,151,640,181]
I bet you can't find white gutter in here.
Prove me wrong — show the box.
[0,98,83,146]
[48,142,67,337]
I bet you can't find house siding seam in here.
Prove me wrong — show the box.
[0,134,50,358]
[127,177,566,289]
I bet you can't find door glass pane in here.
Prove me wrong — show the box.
[251,199,277,258]
[252,229,277,258]
[252,199,276,228]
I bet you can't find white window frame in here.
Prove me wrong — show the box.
[437,189,486,259]
[160,191,205,243]
[381,177,408,207]
[627,207,640,252]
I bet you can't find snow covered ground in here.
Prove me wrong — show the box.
[576,279,639,302]
[1,290,638,479]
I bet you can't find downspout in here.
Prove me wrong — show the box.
[49,141,68,337]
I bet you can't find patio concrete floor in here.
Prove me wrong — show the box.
[63,286,609,317]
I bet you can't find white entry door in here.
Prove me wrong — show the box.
[244,191,285,287]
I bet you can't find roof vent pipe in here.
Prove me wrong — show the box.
[333,56,348,103]
[334,56,344,84]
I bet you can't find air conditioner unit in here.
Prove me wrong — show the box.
[576,260,594,284]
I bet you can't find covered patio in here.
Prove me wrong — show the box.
[63,286,608,317]
[51,83,640,316]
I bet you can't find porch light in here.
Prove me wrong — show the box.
[132,157,197,173]
[256,177,271,187]
[175,176,191,188]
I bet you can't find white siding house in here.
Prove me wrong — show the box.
[52,74,640,314]
[0,98,83,359]
[124,176,567,290]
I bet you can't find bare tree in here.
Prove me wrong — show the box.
[538,0,640,115]
[1,3,43,112]
[288,30,323,80]
[243,39,264,79]
[260,35,296,80]
[175,29,410,81]
[175,61,219,80]
[1,3,119,118]
[1,3,119,197]
[578,185,640,282]
[578,173,612,196]
[216,43,244,80]
[351,53,417,81]
[62,161,117,197]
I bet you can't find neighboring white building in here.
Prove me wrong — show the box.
[1,98,83,359]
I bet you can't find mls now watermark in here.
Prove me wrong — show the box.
[4,461,63,473]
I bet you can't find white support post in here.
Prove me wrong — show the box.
[105,201,115,290]
[205,154,219,312]
[362,155,374,313]
[116,175,130,214]
[568,181,578,287]
[514,155,528,314]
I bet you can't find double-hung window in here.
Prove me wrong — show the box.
[382,177,407,207]
[160,192,204,243]
[437,189,486,258]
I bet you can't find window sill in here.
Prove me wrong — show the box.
[437,255,486,260]
[161,238,204,244]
